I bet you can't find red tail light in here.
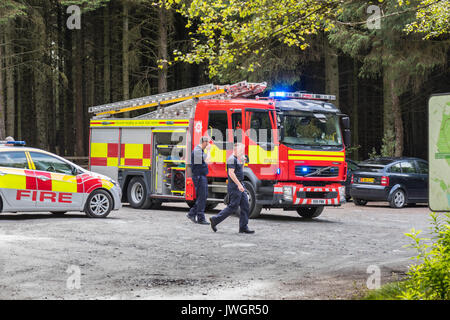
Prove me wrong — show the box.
[351,174,354,184]
[380,176,389,186]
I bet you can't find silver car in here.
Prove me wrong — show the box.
[0,141,121,218]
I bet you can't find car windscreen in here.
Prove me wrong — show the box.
[281,112,343,147]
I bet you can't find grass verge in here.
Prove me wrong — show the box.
[362,281,409,300]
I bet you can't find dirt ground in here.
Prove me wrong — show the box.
[0,201,433,300]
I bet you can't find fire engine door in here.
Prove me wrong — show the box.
[244,109,279,179]
[206,110,233,177]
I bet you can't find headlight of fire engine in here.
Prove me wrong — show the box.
[339,186,346,203]
[283,186,293,201]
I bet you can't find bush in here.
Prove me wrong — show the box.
[399,213,450,300]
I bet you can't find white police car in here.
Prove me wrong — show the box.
[0,140,121,217]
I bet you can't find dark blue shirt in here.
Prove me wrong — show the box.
[191,145,209,176]
[227,155,244,188]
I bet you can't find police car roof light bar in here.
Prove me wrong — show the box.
[269,91,336,101]
[0,140,26,146]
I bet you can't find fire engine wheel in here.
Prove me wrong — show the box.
[205,202,219,211]
[243,181,262,219]
[127,177,152,209]
[296,206,324,219]
[85,189,113,218]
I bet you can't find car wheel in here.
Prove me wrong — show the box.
[390,189,406,208]
[243,181,262,219]
[127,177,152,209]
[51,211,67,215]
[296,206,324,218]
[85,189,113,218]
[354,198,368,206]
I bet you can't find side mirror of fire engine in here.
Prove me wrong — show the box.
[341,116,350,130]
[343,129,351,148]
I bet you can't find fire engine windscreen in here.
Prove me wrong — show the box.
[281,113,343,147]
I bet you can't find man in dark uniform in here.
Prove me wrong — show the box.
[187,136,210,225]
[209,143,254,234]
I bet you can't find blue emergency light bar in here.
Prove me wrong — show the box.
[0,140,26,146]
[269,91,336,101]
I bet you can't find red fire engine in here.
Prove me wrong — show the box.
[88,81,351,219]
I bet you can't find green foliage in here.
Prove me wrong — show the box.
[0,0,26,24]
[363,281,407,300]
[166,0,341,78]
[369,128,396,158]
[166,0,448,80]
[400,0,450,38]
[330,1,447,88]
[400,213,450,300]
[59,0,111,12]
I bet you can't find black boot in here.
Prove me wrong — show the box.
[239,227,255,234]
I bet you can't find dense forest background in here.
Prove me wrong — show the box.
[0,0,449,160]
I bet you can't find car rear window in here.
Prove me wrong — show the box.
[360,159,393,166]
[357,165,384,173]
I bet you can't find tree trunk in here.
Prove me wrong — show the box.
[158,1,168,93]
[85,19,95,151]
[123,1,130,100]
[111,2,122,104]
[4,22,15,138]
[33,12,48,149]
[0,31,6,139]
[382,68,394,139]
[324,37,339,107]
[390,78,404,157]
[122,0,130,117]
[73,30,84,156]
[64,12,74,156]
[351,59,359,160]
[104,5,111,103]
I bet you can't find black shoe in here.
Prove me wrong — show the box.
[197,219,210,225]
[239,228,255,234]
[186,214,197,224]
[209,217,217,232]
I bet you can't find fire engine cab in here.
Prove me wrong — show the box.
[88,81,351,219]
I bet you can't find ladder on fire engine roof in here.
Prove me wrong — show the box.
[89,81,267,118]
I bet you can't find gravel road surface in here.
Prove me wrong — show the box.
[0,202,433,299]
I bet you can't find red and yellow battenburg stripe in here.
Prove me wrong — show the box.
[288,150,345,162]
[0,168,113,193]
[90,143,151,168]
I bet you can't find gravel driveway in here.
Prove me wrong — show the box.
[0,202,433,299]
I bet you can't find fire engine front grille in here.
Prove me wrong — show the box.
[295,166,339,177]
